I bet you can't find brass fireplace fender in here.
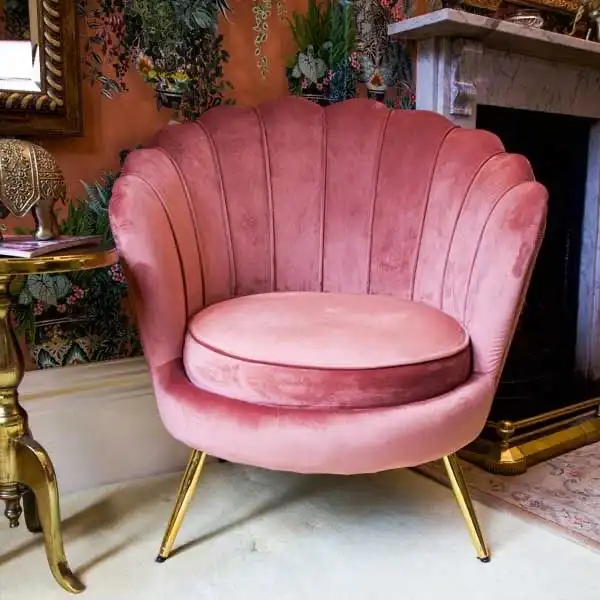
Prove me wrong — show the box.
[461,398,600,474]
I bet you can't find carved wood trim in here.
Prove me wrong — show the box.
[0,0,82,137]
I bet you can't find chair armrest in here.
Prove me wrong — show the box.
[459,180,547,382]
[109,148,205,368]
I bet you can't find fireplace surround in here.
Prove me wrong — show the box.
[477,105,590,422]
[390,9,600,474]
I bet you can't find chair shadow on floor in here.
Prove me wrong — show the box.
[0,476,170,572]
[170,470,329,559]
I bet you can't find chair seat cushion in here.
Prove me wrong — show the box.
[183,292,471,409]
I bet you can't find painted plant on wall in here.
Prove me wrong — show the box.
[286,0,360,104]
[284,0,415,107]
[79,0,232,120]
[251,1,289,77]
[12,154,141,369]
[354,0,415,108]
[78,0,416,115]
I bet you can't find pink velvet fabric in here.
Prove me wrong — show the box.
[109,97,548,474]
[184,292,471,409]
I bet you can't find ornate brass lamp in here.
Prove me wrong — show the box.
[0,139,64,241]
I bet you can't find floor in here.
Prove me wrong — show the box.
[1,462,599,600]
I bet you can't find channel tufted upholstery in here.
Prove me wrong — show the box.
[109,97,547,475]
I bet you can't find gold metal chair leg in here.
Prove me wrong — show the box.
[15,436,85,593]
[442,453,491,562]
[156,449,207,563]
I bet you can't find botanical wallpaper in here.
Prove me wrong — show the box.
[15,0,416,370]
[13,166,141,370]
[354,0,415,108]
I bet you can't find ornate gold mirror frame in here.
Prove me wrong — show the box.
[0,0,82,137]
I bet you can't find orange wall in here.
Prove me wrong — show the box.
[42,0,307,200]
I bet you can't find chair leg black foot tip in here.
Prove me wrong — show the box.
[155,555,167,564]
[478,556,491,563]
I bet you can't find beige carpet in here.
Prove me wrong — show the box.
[1,463,599,600]
[418,441,600,551]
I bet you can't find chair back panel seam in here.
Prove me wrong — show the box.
[409,126,456,301]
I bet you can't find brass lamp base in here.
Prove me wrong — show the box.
[460,398,600,475]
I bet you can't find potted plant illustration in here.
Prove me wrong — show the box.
[82,0,231,120]
[286,0,359,105]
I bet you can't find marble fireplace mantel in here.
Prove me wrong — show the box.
[389,9,600,380]
[388,8,600,127]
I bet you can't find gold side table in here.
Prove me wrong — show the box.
[0,247,118,594]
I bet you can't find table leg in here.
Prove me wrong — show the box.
[0,275,84,594]
[23,486,42,533]
[16,436,85,593]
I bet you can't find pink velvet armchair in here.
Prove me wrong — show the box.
[109,97,547,565]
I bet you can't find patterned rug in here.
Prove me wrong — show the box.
[416,441,600,552]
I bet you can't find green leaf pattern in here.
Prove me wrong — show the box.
[27,274,71,306]
[18,286,33,306]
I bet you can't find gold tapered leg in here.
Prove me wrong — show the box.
[443,453,490,562]
[15,436,85,593]
[156,449,207,563]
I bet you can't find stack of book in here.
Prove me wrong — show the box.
[0,235,102,258]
